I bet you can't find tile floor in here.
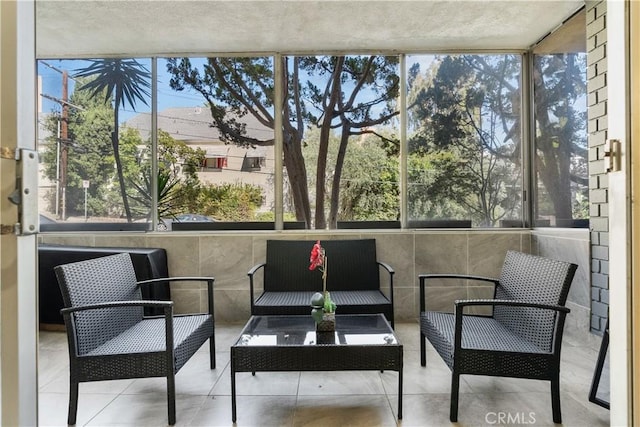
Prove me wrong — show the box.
[38,322,610,427]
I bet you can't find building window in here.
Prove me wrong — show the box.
[242,147,266,171]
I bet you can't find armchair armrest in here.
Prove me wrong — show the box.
[137,276,214,286]
[137,276,215,315]
[60,299,173,315]
[454,299,570,313]
[247,263,266,277]
[377,261,395,304]
[418,274,499,312]
[247,263,266,313]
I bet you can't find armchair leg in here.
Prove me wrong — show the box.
[420,332,426,366]
[167,372,176,425]
[450,372,460,422]
[551,377,562,424]
[68,380,79,425]
[209,335,216,369]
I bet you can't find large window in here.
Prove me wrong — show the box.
[285,55,400,229]
[156,57,275,229]
[532,12,588,228]
[36,49,587,232]
[406,54,523,227]
[38,58,152,231]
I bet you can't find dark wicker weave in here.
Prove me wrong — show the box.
[54,253,215,426]
[419,250,577,423]
[230,314,403,422]
[248,239,395,326]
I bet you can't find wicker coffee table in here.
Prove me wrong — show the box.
[230,314,403,421]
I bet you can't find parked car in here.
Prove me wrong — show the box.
[175,214,215,222]
[158,213,215,231]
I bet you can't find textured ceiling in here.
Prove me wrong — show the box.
[35,0,585,58]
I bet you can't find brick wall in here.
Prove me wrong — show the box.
[587,1,609,334]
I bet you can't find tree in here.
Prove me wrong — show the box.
[41,76,116,218]
[73,59,151,222]
[166,55,400,229]
[532,54,588,222]
[407,55,523,226]
[302,128,399,221]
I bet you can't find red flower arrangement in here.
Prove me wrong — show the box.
[309,241,336,323]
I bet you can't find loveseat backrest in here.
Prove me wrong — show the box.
[55,253,144,355]
[264,239,380,292]
[495,250,577,351]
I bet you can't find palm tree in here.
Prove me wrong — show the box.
[74,59,151,221]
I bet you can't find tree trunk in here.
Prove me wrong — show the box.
[315,57,344,229]
[112,98,132,221]
[328,123,350,228]
[282,129,311,227]
[532,61,573,223]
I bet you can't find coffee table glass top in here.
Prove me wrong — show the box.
[234,314,399,347]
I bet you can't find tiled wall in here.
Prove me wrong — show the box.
[586,0,609,334]
[39,229,599,325]
[532,228,596,346]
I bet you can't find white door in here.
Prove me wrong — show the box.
[607,1,633,425]
[0,1,38,425]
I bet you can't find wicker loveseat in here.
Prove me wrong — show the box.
[54,253,215,425]
[248,239,395,326]
[419,250,578,423]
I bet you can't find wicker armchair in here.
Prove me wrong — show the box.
[419,250,577,423]
[54,253,215,426]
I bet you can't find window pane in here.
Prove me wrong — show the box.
[285,55,400,230]
[406,54,523,228]
[158,57,275,230]
[37,58,152,231]
[533,53,588,227]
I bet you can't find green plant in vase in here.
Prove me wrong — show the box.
[309,241,336,329]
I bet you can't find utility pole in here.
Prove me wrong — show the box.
[60,70,68,220]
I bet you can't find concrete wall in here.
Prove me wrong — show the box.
[40,230,535,323]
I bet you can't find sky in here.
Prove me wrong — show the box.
[37,55,439,135]
[38,58,206,123]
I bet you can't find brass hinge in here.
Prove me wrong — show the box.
[0,224,19,235]
[0,147,18,160]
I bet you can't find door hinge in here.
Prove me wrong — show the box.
[0,224,19,235]
[0,146,18,160]
[1,147,39,235]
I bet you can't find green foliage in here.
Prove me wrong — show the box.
[189,183,264,221]
[74,59,151,110]
[73,58,151,221]
[301,128,400,222]
[40,76,116,218]
[407,55,523,225]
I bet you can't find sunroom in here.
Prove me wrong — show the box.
[2,0,632,425]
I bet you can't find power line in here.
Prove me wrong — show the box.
[40,93,85,111]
